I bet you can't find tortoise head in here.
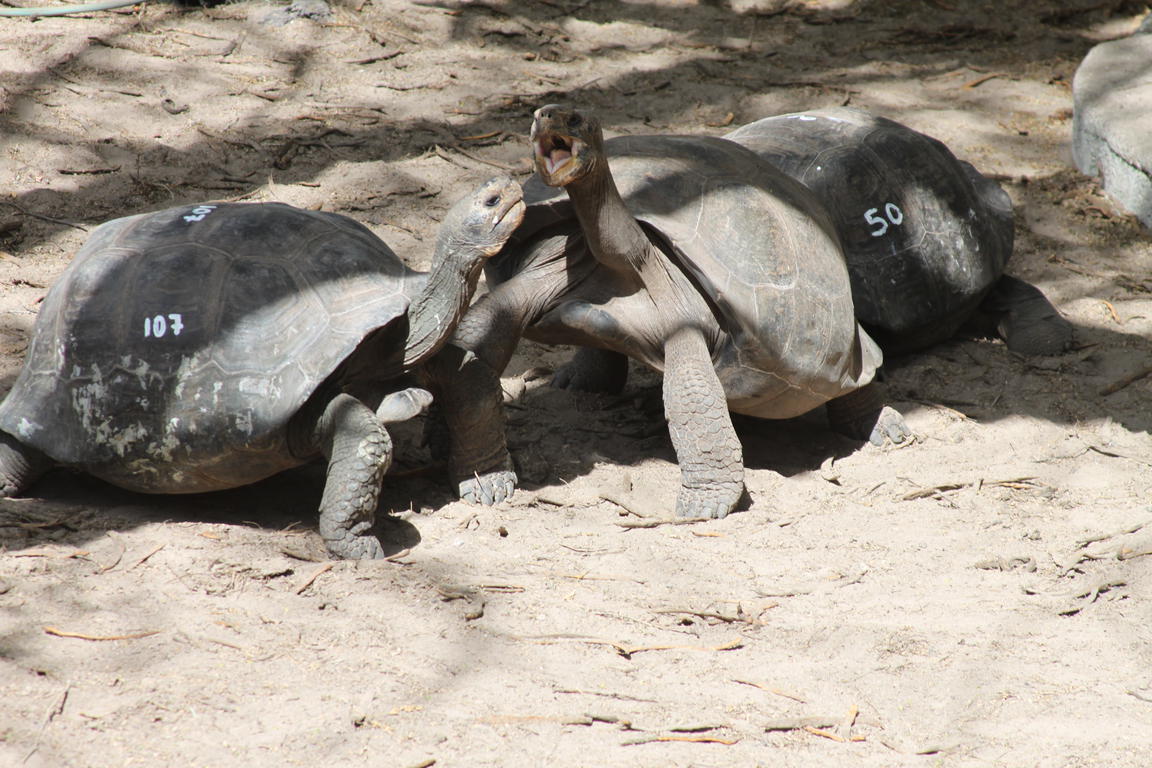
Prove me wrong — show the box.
[531,104,604,187]
[436,174,526,259]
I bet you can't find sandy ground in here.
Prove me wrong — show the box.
[2,1,1152,765]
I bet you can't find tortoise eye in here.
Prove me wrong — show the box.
[484,194,500,208]
[568,113,583,129]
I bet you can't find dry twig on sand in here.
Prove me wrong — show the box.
[294,562,334,594]
[900,476,1043,502]
[43,626,160,641]
[962,72,1010,89]
[756,567,867,598]
[732,679,807,702]
[621,734,740,746]
[12,549,90,559]
[655,602,775,626]
[764,715,840,732]
[1024,577,1128,615]
[615,517,710,529]
[599,491,650,518]
[524,635,742,659]
[1100,365,1152,396]
[554,688,659,703]
[1055,519,1152,574]
[129,543,166,569]
[96,532,127,573]
[764,704,863,741]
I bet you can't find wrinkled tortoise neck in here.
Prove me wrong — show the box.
[402,241,488,367]
[564,155,654,275]
[563,149,717,336]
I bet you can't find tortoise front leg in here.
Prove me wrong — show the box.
[309,393,389,560]
[423,342,515,505]
[425,258,571,505]
[0,431,52,497]
[662,326,744,519]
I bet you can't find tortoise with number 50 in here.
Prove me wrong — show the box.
[0,176,525,559]
[725,107,1072,355]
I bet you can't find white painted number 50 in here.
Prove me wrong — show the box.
[864,203,905,237]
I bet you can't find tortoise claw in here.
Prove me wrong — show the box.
[869,405,913,447]
[458,468,517,506]
[675,484,741,520]
[0,432,51,498]
[325,533,386,560]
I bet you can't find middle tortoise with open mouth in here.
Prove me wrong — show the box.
[445,104,909,520]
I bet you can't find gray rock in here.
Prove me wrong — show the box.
[262,0,332,27]
[1072,31,1152,229]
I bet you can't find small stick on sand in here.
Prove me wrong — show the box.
[764,715,840,732]
[732,679,807,703]
[621,735,739,746]
[615,517,708,529]
[129,543,166,569]
[43,626,160,641]
[962,72,1010,88]
[599,491,649,518]
[295,562,334,594]
[1100,365,1152,396]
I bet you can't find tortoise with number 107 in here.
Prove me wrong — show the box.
[0,176,525,559]
[725,107,1072,355]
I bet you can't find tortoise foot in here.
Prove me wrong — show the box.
[0,432,51,498]
[324,532,386,560]
[986,275,1074,356]
[458,464,517,506]
[675,483,742,520]
[868,405,913,447]
[1000,308,1074,357]
[377,387,433,424]
[827,384,911,446]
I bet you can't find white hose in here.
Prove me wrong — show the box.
[0,0,146,17]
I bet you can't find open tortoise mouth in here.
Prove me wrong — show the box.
[535,131,577,177]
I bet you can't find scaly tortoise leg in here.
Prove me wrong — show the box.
[0,431,52,498]
[312,393,389,560]
[423,344,516,506]
[429,234,592,506]
[661,326,743,519]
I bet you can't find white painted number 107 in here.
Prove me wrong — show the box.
[144,314,184,338]
[864,203,904,237]
[183,205,217,223]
